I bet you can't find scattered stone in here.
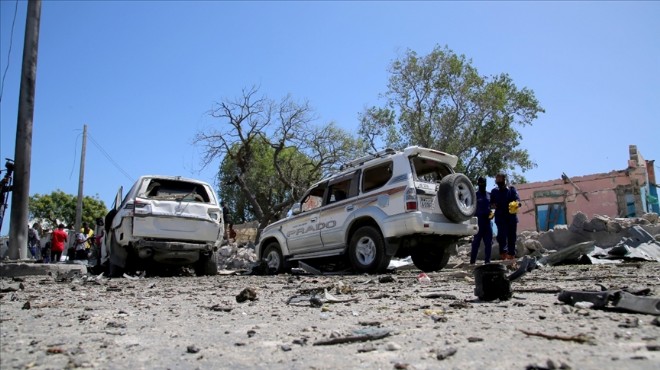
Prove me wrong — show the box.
[280,344,292,352]
[106,321,126,329]
[431,315,447,323]
[358,321,381,327]
[393,362,411,369]
[247,330,256,338]
[467,337,483,343]
[647,344,660,352]
[209,304,233,312]
[435,347,457,360]
[236,287,257,303]
[378,275,395,283]
[385,342,401,351]
[618,318,640,328]
[0,283,20,292]
[449,301,471,309]
[22,301,31,310]
[186,345,200,354]
[310,297,323,308]
[652,317,660,327]
[574,302,594,309]
[357,343,376,353]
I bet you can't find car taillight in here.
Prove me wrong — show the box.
[134,201,147,209]
[405,187,417,212]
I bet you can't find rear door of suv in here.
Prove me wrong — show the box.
[130,177,222,243]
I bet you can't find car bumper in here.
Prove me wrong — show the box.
[382,212,478,238]
[134,240,214,265]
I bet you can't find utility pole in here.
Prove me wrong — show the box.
[74,124,87,232]
[8,0,42,260]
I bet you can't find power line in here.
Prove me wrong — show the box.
[69,132,81,180]
[87,133,134,182]
[0,0,19,103]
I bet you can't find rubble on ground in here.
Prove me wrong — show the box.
[468,212,660,264]
[215,242,258,270]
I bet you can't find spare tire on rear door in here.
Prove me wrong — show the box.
[438,173,476,222]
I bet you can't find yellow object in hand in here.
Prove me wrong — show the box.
[508,201,519,214]
[488,211,494,219]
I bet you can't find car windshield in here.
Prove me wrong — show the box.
[140,179,211,202]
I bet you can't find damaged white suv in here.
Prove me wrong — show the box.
[105,175,224,276]
[257,146,478,273]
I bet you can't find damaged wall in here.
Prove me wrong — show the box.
[516,145,655,231]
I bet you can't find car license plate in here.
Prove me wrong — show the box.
[420,197,434,209]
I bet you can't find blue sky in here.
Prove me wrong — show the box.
[1,1,658,233]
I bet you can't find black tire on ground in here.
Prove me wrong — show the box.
[108,262,123,278]
[348,226,391,273]
[438,173,477,223]
[410,246,451,272]
[262,243,286,274]
[195,252,218,276]
[107,234,124,278]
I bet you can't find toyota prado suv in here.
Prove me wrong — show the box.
[256,146,478,273]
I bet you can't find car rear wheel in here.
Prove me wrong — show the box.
[438,173,477,222]
[348,226,390,273]
[263,243,285,273]
[410,246,451,272]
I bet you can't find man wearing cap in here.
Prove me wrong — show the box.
[490,173,521,260]
[470,177,493,264]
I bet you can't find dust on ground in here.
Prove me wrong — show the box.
[1,260,659,370]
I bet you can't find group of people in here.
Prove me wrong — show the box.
[27,221,101,264]
[470,173,521,265]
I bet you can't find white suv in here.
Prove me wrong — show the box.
[256,146,478,273]
[105,175,224,276]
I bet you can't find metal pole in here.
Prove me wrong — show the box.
[8,0,42,260]
[74,124,87,232]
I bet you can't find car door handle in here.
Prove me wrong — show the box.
[346,205,354,211]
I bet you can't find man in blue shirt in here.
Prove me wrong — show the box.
[490,173,521,260]
[470,177,493,264]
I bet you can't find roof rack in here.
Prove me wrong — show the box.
[341,148,396,170]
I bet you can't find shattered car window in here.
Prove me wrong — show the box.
[141,179,211,202]
[411,157,452,183]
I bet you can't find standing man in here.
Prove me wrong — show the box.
[470,177,493,264]
[27,223,40,259]
[221,202,230,240]
[80,222,94,252]
[490,173,521,260]
[51,224,68,264]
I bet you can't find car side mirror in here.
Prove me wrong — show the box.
[291,203,302,215]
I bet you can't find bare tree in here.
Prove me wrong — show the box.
[195,86,362,241]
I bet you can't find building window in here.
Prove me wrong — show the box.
[536,203,567,232]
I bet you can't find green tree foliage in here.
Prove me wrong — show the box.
[359,45,544,182]
[195,86,363,239]
[28,190,108,228]
[218,137,318,224]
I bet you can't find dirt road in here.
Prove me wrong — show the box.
[1,261,659,370]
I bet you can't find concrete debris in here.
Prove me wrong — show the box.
[215,243,258,270]
[434,347,458,360]
[558,289,660,315]
[236,287,258,303]
[467,212,660,265]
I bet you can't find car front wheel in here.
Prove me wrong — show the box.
[263,243,285,273]
[348,226,390,273]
